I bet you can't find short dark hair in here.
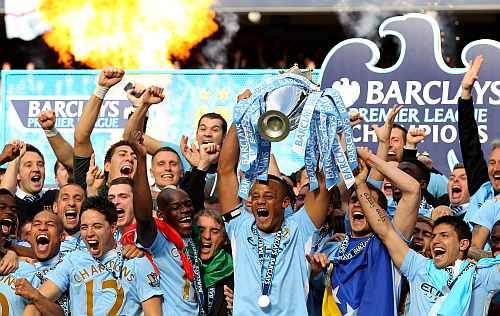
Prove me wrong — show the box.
[152,146,183,165]
[157,188,191,213]
[392,124,408,144]
[0,188,14,199]
[453,163,465,170]
[109,177,134,188]
[80,196,117,225]
[400,158,431,184]
[104,140,133,163]
[493,219,500,230]
[289,166,306,187]
[53,161,74,183]
[256,175,291,196]
[0,168,6,175]
[416,215,433,228]
[330,186,341,210]
[197,113,228,136]
[55,183,85,201]
[434,215,472,241]
[23,144,44,163]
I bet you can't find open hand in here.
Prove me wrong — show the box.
[86,154,105,196]
[180,136,201,167]
[461,55,483,92]
[372,104,403,143]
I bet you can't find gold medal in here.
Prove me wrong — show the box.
[183,278,190,300]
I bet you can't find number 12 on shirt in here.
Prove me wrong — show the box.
[85,279,124,316]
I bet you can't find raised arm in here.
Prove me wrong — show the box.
[371,104,402,181]
[85,154,105,197]
[123,85,168,156]
[0,142,20,166]
[405,127,427,152]
[122,83,148,141]
[74,67,124,158]
[0,141,25,193]
[458,55,489,195]
[129,130,157,247]
[304,171,332,228]
[38,110,74,169]
[217,89,251,213]
[217,124,240,213]
[354,155,409,268]
[359,148,421,239]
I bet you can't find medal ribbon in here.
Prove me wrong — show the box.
[251,223,283,298]
[186,239,208,315]
[207,286,216,313]
[36,252,70,316]
[332,234,373,262]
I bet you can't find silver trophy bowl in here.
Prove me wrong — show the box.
[257,84,309,142]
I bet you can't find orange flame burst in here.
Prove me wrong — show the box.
[39,0,218,69]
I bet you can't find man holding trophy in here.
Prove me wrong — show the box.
[217,65,358,315]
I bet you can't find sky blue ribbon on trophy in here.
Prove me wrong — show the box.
[326,90,357,165]
[294,88,358,191]
[305,120,320,190]
[232,74,357,199]
[233,74,318,199]
[324,88,358,188]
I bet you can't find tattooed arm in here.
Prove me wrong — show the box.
[354,150,411,269]
[358,147,421,240]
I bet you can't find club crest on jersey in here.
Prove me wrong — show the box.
[147,272,160,287]
[283,227,290,239]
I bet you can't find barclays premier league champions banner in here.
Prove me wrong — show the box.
[321,13,500,172]
[1,13,499,184]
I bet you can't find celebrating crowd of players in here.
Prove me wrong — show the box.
[0,55,498,316]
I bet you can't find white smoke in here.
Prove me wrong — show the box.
[338,5,393,41]
[337,2,457,65]
[202,12,240,68]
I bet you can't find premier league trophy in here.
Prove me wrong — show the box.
[233,64,358,199]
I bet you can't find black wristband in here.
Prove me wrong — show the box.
[222,205,242,223]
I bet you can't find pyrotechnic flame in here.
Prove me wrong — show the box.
[39,0,218,69]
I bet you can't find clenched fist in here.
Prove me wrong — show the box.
[38,110,56,130]
[98,67,125,88]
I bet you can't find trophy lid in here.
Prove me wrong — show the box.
[279,63,316,84]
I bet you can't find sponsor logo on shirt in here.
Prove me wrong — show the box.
[420,282,444,301]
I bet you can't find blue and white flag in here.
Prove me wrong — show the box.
[330,236,396,316]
